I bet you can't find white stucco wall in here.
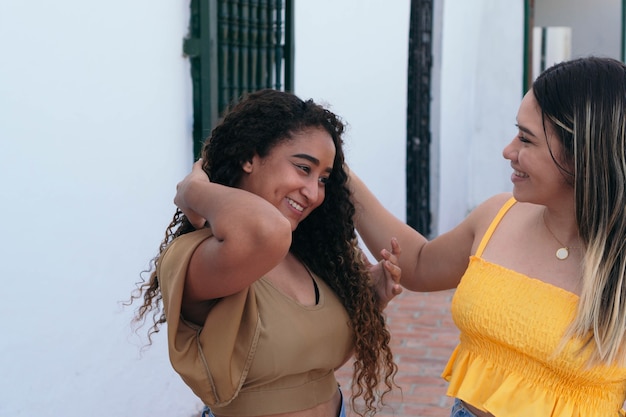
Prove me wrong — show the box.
[294,0,411,224]
[295,0,524,237]
[436,0,524,233]
[294,0,525,237]
[0,1,201,416]
[535,0,622,60]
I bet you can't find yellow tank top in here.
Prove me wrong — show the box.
[442,197,626,416]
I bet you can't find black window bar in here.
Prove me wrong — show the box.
[184,0,294,158]
[406,0,433,236]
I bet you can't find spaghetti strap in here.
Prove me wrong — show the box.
[474,197,517,257]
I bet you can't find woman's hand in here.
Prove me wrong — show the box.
[366,237,402,309]
[174,159,210,229]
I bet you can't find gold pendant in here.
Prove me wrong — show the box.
[556,247,569,260]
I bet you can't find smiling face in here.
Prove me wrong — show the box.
[239,127,336,231]
[502,90,574,206]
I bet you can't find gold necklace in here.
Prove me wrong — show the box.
[542,211,577,260]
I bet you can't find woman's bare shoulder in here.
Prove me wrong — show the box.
[466,192,513,225]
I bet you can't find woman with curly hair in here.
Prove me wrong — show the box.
[130,89,401,417]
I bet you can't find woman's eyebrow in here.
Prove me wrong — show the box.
[292,153,320,165]
[292,153,333,173]
[515,123,537,137]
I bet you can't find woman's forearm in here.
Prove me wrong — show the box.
[348,170,427,285]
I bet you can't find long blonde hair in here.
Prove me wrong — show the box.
[534,57,626,365]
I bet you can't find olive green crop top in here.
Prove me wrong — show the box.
[159,228,354,416]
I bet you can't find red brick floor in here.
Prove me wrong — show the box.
[335,289,459,417]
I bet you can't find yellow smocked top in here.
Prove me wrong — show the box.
[442,197,626,416]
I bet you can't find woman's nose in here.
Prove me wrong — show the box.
[301,179,321,203]
[502,138,517,161]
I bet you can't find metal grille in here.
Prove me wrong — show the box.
[406,0,433,235]
[184,0,294,157]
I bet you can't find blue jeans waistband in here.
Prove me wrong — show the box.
[450,398,479,417]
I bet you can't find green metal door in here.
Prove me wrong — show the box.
[184,0,294,157]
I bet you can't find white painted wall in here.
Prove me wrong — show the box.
[0,1,202,416]
[294,0,411,224]
[535,0,622,60]
[436,0,523,233]
[295,0,524,236]
[0,0,534,415]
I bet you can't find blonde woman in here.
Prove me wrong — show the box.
[350,57,626,416]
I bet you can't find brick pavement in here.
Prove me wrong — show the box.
[336,289,459,417]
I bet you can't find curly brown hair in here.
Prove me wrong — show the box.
[130,89,397,415]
